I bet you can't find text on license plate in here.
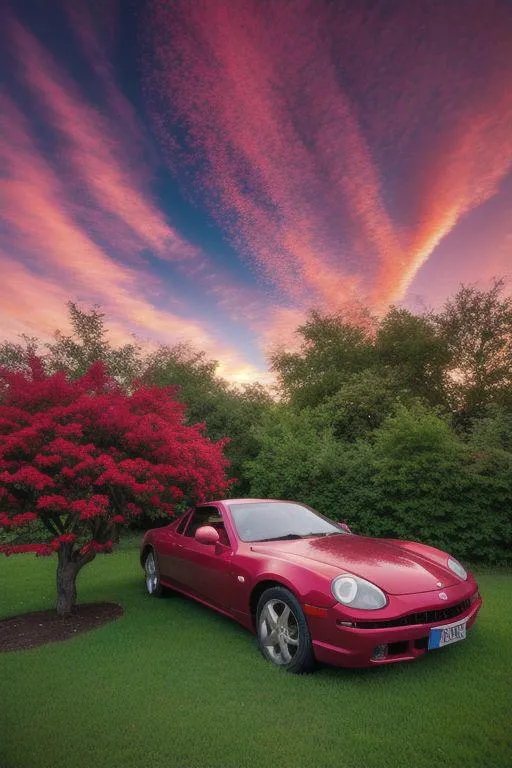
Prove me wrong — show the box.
[428,619,467,650]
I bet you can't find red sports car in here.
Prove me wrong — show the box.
[140,499,482,672]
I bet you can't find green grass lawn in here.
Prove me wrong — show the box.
[1,538,511,768]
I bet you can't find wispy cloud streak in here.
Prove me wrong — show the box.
[144,0,512,312]
[0,10,265,383]
[2,0,511,382]
[8,17,196,265]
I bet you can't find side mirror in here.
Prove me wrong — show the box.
[195,525,220,545]
[339,522,351,533]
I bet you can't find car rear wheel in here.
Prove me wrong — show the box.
[256,587,315,673]
[144,550,163,597]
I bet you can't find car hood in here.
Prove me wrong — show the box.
[251,535,458,595]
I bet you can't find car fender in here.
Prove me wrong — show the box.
[251,558,336,609]
[140,529,161,566]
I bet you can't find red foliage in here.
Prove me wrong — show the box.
[0,357,231,560]
[0,543,51,556]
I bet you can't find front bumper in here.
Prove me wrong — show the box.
[308,587,482,668]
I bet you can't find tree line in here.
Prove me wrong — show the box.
[1,279,511,564]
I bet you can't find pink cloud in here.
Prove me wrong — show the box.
[143,0,512,313]
[2,1,511,388]
[0,256,73,341]
[0,22,265,384]
[0,254,268,383]
[8,18,197,266]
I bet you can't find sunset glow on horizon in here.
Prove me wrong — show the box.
[1,0,511,383]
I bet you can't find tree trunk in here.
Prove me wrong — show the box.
[56,544,80,617]
[55,541,97,617]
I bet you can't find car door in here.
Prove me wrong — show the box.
[174,505,235,609]
[157,511,192,583]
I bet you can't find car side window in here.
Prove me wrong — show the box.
[183,506,231,546]
[175,511,192,535]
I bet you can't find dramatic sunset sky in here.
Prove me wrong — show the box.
[1,0,511,383]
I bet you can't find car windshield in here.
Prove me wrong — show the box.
[228,501,345,543]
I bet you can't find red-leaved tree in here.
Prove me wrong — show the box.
[0,358,231,615]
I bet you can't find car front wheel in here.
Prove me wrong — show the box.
[256,586,315,673]
[144,550,163,597]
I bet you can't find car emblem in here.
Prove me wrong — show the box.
[436,581,443,587]
[438,592,448,600]
[237,575,245,583]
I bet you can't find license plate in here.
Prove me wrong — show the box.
[428,618,467,650]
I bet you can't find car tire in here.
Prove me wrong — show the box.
[143,549,163,597]
[256,586,316,674]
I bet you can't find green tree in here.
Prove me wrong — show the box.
[307,404,470,549]
[358,404,511,563]
[245,406,349,513]
[246,400,511,563]
[213,383,274,495]
[46,303,144,385]
[317,368,415,442]
[461,440,512,563]
[374,307,450,407]
[0,304,144,386]
[468,404,512,452]
[365,404,467,545]
[434,280,512,423]
[0,335,39,372]
[142,344,273,494]
[270,311,374,409]
[142,343,223,420]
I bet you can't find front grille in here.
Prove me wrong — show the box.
[351,595,475,630]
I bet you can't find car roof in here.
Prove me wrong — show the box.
[200,498,283,506]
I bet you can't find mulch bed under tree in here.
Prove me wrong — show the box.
[0,602,124,652]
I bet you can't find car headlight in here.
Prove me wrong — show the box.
[331,575,387,610]
[447,557,467,581]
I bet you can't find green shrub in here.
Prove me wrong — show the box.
[246,404,512,564]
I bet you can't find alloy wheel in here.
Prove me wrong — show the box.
[259,598,300,665]
[144,552,159,595]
